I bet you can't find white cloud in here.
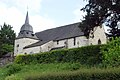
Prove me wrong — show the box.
[0,0,42,13]
[73,1,87,22]
[0,0,56,35]
[73,8,86,22]
[30,15,56,33]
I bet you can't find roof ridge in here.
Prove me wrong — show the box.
[35,22,80,34]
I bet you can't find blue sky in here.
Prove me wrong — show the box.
[0,0,87,34]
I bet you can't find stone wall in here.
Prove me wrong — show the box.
[89,26,107,45]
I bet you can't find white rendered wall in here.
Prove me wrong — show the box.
[54,39,66,48]
[40,41,54,52]
[14,38,39,56]
[67,36,88,48]
[23,46,40,54]
[54,36,88,49]
[89,26,107,45]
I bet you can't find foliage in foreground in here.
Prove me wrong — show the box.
[0,63,82,80]
[25,68,120,80]
[0,63,120,80]
[15,45,103,66]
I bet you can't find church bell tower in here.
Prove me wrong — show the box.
[14,11,39,56]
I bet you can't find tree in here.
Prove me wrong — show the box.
[0,23,16,45]
[0,44,14,57]
[81,0,120,37]
[0,23,16,57]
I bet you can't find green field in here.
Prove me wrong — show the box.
[0,63,82,80]
[0,63,120,80]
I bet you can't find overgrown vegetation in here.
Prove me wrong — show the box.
[0,41,119,79]
[0,37,119,80]
[25,67,120,80]
[15,45,103,66]
[0,63,120,80]
[0,63,82,80]
[101,37,120,67]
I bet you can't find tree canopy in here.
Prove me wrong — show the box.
[81,0,120,37]
[0,23,16,57]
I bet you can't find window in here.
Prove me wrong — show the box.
[31,34,34,36]
[30,52,33,54]
[64,41,66,44]
[74,37,76,46]
[24,53,27,55]
[17,44,19,47]
[98,39,101,45]
[57,40,59,45]
[26,32,29,34]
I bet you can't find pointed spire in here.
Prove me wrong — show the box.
[25,11,29,24]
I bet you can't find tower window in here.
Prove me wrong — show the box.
[17,44,19,47]
[98,39,101,45]
[74,37,76,46]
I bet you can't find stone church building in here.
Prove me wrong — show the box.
[14,12,107,56]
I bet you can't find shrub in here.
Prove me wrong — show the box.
[15,45,103,66]
[5,64,22,76]
[0,44,13,57]
[101,37,120,67]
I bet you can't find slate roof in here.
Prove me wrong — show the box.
[20,11,33,32]
[16,31,38,40]
[24,22,85,49]
[16,11,38,40]
[36,22,84,40]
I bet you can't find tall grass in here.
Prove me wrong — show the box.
[0,63,83,80]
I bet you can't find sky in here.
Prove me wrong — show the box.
[0,0,87,34]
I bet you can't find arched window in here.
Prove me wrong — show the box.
[73,37,76,46]
[98,39,101,45]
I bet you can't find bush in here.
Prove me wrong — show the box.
[101,37,120,67]
[15,45,103,66]
[0,44,13,57]
[5,64,22,76]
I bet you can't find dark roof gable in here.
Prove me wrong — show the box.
[35,22,84,41]
[24,22,84,48]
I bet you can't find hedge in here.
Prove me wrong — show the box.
[25,68,120,80]
[14,45,103,66]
